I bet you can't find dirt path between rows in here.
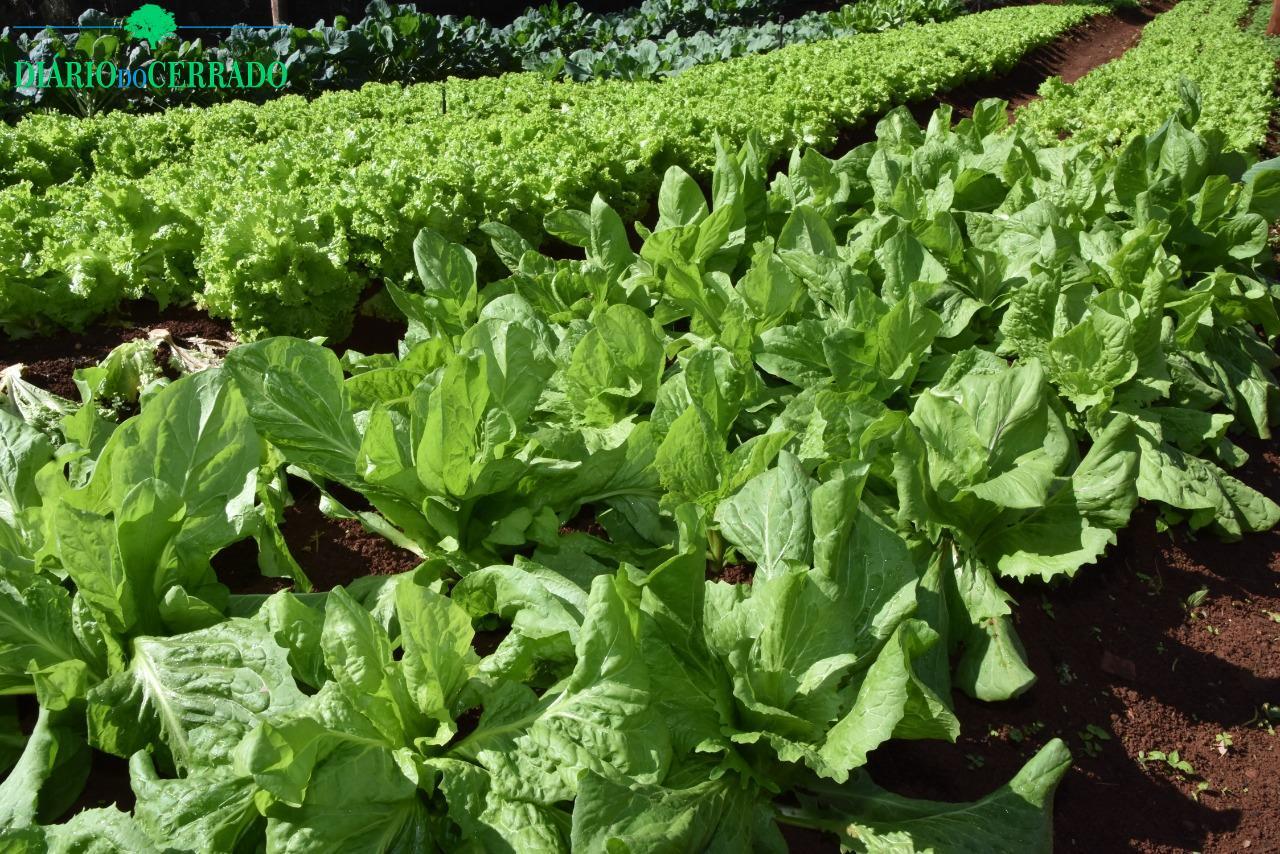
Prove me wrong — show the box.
[974,0,1174,112]
[824,0,1175,155]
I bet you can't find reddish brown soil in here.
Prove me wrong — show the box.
[708,561,756,584]
[558,505,610,540]
[212,481,421,595]
[0,304,234,400]
[277,501,421,591]
[1023,0,1168,97]
[867,436,1280,854]
[0,297,404,398]
[210,536,292,596]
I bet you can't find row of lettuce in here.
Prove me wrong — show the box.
[8,0,1275,343]
[0,4,1103,340]
[0,0,962,119]
[4,0,981,193]
[1019,0,1275,151]
[2,94,1278,851]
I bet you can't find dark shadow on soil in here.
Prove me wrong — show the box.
[59,751,135,820]
[867,437,1280,854]
[212,478,421,595]
[7,696,137,824]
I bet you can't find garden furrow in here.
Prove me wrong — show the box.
[1018,0,1277,151]
[824,0,1178,157]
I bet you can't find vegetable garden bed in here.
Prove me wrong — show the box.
[3,300,1277,852]
[2,0,1280,852]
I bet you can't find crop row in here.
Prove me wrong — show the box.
[1017,0,1276,152]
[0,4,1102,339]
[529,0,963,82]
[0,0,970,193]
[0,0,960,119]
[1,94,1277,851]
[1,0,787,113]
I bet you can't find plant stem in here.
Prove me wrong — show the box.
[708,526,725,573]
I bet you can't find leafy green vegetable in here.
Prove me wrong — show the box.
[783,737,1073,852]
[2,88,1278,852]
[1020,0,1274,152]
[0,0,964,121]
[0,4,1101,338]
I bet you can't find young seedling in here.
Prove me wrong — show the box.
[1184,587,1209,619]
[1004,722,1045,745]
[1259,703,1280,736]
[1140,748,1221,800]
[1215,732,1233,755]
[1078,724,1111,759]
[1139,749,1196,777]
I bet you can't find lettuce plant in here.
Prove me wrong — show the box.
[0,4,1102,337]
[1,95,1278,851]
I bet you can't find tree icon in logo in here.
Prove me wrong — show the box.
[124,4,177,49]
